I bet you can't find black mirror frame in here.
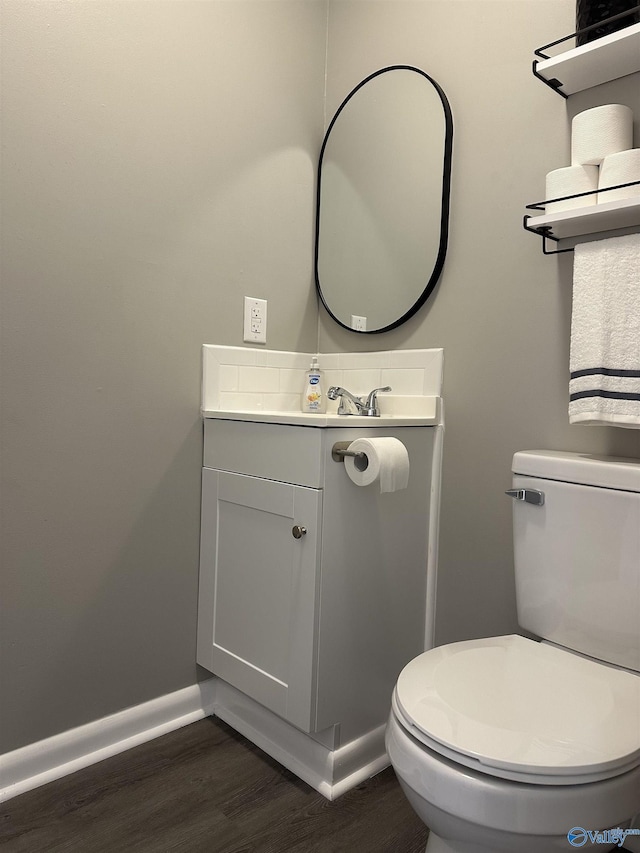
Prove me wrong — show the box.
[314,65,454,334]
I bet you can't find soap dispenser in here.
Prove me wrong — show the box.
[301,355,326,413]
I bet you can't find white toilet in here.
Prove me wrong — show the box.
[386,451,640,853]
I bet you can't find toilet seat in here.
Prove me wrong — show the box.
[394,634,640,786]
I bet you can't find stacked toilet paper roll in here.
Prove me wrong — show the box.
[598,149,640,203]
[545,104,637,213]
[545,165,598,214]
[343,437,409,493]
[571,104,633,166]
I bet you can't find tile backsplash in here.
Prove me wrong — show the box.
[202,345,443,414]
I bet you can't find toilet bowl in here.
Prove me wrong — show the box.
[386,452,640,853]
[386,636,640,853]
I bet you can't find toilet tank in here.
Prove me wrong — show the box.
[511,450,640,673]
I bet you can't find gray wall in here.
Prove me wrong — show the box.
[319,0,640,647]
[0,0,326,754]
[1,0,639,756]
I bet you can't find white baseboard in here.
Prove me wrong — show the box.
[213,679,389,800]
[0,676,389,804]
[0,678,216,803]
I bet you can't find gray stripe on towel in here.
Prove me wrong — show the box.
[570,367,640,379]
[570,390,640,402]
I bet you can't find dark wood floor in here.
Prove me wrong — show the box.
[0,717,429,852]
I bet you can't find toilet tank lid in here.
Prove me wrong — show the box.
[512,450,640,492]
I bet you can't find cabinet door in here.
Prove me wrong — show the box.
[197,468,322,732]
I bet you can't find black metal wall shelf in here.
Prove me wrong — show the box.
[524,194,640,255]
[527,8,640,253]
[533,10,640,97]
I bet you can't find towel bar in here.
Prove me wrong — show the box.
[522,217,574,255]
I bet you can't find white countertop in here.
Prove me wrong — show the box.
[202,397,440,427]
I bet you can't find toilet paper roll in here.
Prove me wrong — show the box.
[545,165,598,214]
[344,437,409,493]
[571,104,633,166]
[598,149,640,203]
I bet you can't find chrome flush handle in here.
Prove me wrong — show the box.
[505,488,545,506]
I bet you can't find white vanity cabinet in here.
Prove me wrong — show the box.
[197,345,443,797]
[197,416,436,742]
[197,420,324,733]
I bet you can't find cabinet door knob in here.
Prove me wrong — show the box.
[292,525,307,539]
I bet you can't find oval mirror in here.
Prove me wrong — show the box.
[315,65,453,334]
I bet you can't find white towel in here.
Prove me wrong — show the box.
[569,233,640,428]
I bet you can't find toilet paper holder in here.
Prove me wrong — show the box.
[331,441,367,463]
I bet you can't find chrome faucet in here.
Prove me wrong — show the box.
[327,385,391,417]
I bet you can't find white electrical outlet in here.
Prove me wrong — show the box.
[244,297,267,344]
[351,315,367,332]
